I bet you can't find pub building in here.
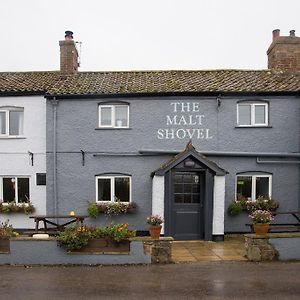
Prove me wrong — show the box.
[1,29,300,240]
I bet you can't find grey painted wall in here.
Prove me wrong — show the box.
[0,240,150,265]
[270,237,300,260]
[46,95,300,233]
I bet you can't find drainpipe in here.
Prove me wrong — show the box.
[51,98,59,216]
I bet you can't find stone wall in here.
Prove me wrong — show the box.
[142,237,174,264]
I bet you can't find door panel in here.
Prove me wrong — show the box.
[170,171,204,240]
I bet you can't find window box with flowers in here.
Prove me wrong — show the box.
[56,224,136,253]
[87,201,137,218]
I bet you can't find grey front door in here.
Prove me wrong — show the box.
[170,171,204,240]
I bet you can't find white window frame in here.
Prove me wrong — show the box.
[95,175,131,203]
[0,176,30,204]
[237,103,268,127]
[235,174,272,201]
[0,107,24,137]
[98,105,129,128]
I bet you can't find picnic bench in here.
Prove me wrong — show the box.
[246,211,300,233]
[27,215,89,235]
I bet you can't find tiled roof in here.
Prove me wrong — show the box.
[1,70,300,96]
[0,71,61,94]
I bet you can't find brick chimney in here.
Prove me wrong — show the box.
[267,29,300,72]
[59,31,79,74]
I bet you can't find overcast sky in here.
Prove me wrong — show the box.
[0,0,299,72]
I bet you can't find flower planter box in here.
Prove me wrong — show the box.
[0,238,10,253]
[71,238,130,254]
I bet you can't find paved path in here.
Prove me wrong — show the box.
[172,238,247,262]
[0,262,299,299]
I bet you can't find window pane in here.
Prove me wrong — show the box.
[100,107,112,126]
[174,194,183,203]
[18,178,30,203]
[115,106,128,127]
[238,105,251,125]
[254,105,266,124]
[115,177,130,202]
[3,178,15,202]
[0,112,6,134]
[97,179,111,201]
[236,176,252,200]
[9,111,24,135]
[256,177,269,198]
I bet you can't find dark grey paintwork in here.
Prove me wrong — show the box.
[46,95,300,234]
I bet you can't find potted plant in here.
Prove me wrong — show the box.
[0,220,19,252]
[147,215,164,239]
[249,210,274,235]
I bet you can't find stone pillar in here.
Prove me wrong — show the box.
[245,234,278,261]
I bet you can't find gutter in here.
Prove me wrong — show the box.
[44,91,300,100]
[139,149,300,158]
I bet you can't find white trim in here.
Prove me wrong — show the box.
[95,175,131,203]
[0,176,30,204]
[235,173,272,201]
[213,175,225,235]
[98,104,129,128]
[152,175,165,233]
[237,102,268,127]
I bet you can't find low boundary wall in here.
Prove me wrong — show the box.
[245,232,300,261]
[0,237,173,265]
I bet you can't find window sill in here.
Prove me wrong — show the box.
[235,126,272,129]
[0,136,26,139]
[95,128,131,130]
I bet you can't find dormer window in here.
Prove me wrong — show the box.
[98,104,129,128]
[0,107,24,136]
[237,102,268,127]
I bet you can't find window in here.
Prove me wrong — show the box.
[236,174,272,201]
[98,105,129,128]
[96,175,131,202]
[0,107,24,136]
[237,103,268,126]
[0,177,30,203]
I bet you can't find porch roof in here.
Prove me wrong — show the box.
[152,141,227,176]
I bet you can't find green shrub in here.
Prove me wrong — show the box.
[93,223,136,243]
[227,202,242,216]
[57,226,92,251]
[87,203,99,218]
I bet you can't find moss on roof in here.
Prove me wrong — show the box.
[0,69,300,96]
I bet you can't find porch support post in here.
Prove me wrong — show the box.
[152,175,165,233]
[213,175,225,238]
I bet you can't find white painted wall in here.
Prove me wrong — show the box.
[152,175,165,233]
[0,96,46,228]
[212,175,225,235]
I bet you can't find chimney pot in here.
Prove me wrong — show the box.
[272,29,280,41]
[65,30,74,40]
[290,30,296,37]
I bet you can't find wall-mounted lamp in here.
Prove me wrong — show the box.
[184,159,195,168]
